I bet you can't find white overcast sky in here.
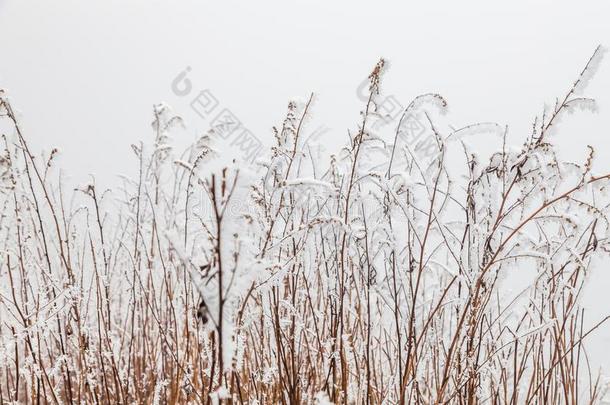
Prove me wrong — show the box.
[1,0,610,369]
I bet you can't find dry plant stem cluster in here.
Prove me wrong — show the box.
[0,47,609,404]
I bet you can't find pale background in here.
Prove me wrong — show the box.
[1,0,609,371]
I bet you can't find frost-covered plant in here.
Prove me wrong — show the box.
[0,47,609,404]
